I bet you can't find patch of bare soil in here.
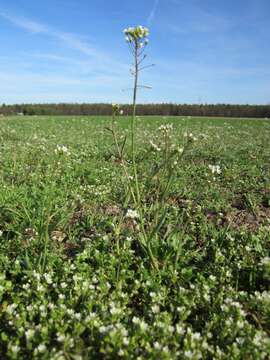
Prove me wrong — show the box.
[227,206,270,232]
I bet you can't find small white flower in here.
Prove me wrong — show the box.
[192,332,201,340]
[22,283,30,290]
[118,349,124,356]
[39,304,46,315]
[139,320,148,331]
[177,147,184,154]
[176,324,185,335]
[209,164,221,175]
[132,316,140,324]
[184,350,194,359]
[151,304,160,313]
[57,334,65,342]
[184,132,197,141]
[54,145,70,156]
[37,284,45,292]
[11,345,20,354]
[99,325,107,333]
[74,313,82,320]
[125,209,139,220]
[158,124,173,133]
[260,257,270,266]
[25,329,35,340]
[37,344,46,353]
[6,303,18,315]
[44,273,53,284]
[110,306,122,316]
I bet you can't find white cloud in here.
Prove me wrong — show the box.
[147,0,160,26]
[0,11,103,58]
[50,31,101,58]
[167,1,231,34]
[0,9,133,103]
[0,11,48,33]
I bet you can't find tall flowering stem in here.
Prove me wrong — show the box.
[110,104,137,205]
[124,26,150,205]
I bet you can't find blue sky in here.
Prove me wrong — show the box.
[0,0,269,104]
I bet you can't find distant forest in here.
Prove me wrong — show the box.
[0,103,269,118]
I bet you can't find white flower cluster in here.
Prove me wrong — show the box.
[260,256,270,266]
[177,147,184,154]
[184,132,198,141]
[132,316,148,331]
[124,26,149,47]
[54,145,70,156]
[158,124,173,133]
[209,164,222,175]
[125,209,140,220]
[24,228,38,239]
[112,103,124,115]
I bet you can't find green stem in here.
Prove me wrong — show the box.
[111,114,137,205]
[131,40,141,205]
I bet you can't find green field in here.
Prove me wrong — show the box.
[1,115,270,359]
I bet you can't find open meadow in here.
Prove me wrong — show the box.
[0,115,270,359]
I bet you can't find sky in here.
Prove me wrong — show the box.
[0,0,269,105]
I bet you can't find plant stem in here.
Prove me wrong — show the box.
[111,115,137,205]
[131,40,141,205]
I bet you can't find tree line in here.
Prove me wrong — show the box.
[0,103,269,118]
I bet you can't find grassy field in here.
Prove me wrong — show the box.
[0,115,270,359]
